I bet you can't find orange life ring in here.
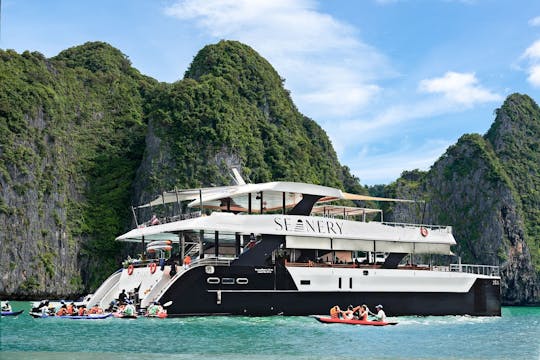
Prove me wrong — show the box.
[420,227,429,237]
[127,264,134,275]
[149,262,157,274]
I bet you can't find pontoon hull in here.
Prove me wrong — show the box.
[159,265,501,317]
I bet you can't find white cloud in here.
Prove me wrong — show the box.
[527,65,540,87]
[523,39,540,60]
[164,0,393,116]
[529,16,540,27]
[418,72,502,107]
[521,39,540,87]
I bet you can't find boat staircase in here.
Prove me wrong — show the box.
[139,243,201,308]
[85,269,122,307]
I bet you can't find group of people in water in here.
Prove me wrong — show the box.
[30,291,166,318]
[111,289,165,317]
[33,300,104,316]
[330,303,387,322]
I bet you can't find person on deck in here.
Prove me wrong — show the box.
[151,214,160,225]
[374,304,386,322]
[183,255,191,269]
[78,305,87,316]
[118,289,128,304]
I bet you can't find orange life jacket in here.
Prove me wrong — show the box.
[330,306,340,318]
[57,308,68,316]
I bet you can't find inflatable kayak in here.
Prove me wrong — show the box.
[29,312,112,319]
[314,316,398,326]
[146,311,168,318]
[113,313,138,319]
[1,310,24,316]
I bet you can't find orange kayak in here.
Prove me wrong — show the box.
[314,316,397,326]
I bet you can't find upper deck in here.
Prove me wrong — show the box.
[118,180,456,255]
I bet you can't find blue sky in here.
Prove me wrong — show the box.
[1,0,539,185]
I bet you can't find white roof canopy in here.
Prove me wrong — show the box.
[136,181,416,213]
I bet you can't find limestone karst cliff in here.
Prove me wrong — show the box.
[377,94,539,304]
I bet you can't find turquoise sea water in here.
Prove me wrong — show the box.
[1,302,539,360]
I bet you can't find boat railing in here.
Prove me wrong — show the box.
[449,263,500,277]
[381,222,451,232]
[191,257,232,267]
[142,211,202,227]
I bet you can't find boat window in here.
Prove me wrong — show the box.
[207,277,220,284]
[221,278,235,285]
[200,230,238,258]
[236,278,249,285]
[300,280,311,285]
[363,270,369,276]
[338,277,342,289]
[349,277,352,289]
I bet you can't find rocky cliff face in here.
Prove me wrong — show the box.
[0,43,151,297]
[384,94,540,304]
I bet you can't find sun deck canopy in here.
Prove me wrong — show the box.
[136,181,415,213]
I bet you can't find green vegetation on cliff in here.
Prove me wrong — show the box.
[485,94,540,271]
[139,41,362,199]
[0,42,153,294]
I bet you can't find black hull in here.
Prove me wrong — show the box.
[159,265,501,317]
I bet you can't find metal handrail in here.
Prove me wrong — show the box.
[190,257,232,267]
[381,221,451,231]
[449,263,500,276]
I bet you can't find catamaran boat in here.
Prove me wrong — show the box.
[85,176,501,317]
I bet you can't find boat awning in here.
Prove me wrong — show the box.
[136,182,416,212]
[342,192,417,203]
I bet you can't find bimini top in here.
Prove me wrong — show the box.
[136,181,414,213]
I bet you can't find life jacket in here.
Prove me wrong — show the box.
[329,306,340,318]
[57,308,68,316]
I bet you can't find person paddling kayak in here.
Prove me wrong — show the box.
[373,304,386,322]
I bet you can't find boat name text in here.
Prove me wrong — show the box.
[255,268,274,274]
[274,217,343,235]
